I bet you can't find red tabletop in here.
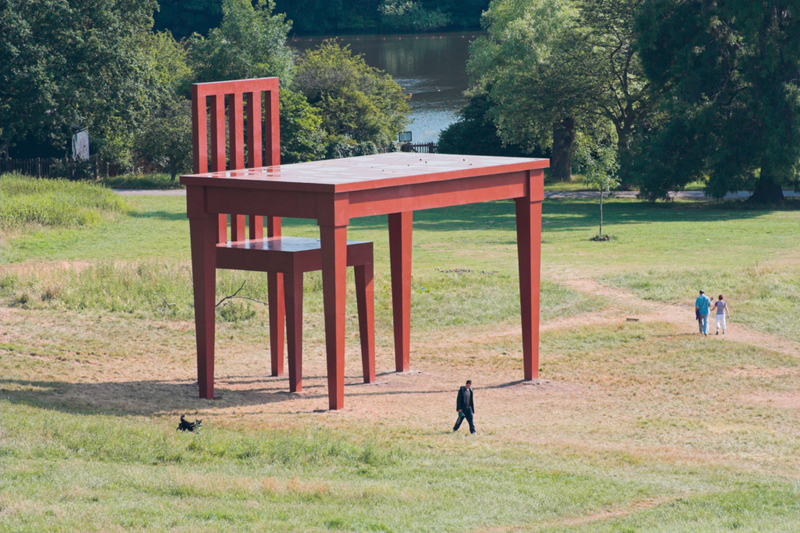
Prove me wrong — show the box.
[181,152,549,192]
[181,152,548,410]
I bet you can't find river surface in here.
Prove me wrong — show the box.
[291,31,478,143]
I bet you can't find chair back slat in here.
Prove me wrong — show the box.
[210,95,226,173]
[191,78,281,243]
[191,86,208,174]
[229,93,245,170]
[246,93,262,168]
[265,89,280,167]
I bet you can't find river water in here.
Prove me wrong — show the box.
[291,31,478,143]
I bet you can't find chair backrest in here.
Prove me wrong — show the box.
[191,78,280,242]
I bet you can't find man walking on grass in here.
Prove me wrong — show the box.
[453,380,476,434]
[695,290,713,336]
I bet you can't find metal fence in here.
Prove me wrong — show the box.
[408,142,438,154]
[0,157,122,179]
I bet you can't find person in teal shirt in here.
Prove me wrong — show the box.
[695,290,713,336]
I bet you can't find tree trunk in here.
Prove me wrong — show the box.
[599,191,604,237]
[615,127,635,190]
[550,117,575,182]
[748,165,784,205]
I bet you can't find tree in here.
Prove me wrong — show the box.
[467,0,581,180]
[466,0,655,182]
[579,142,620,239]
[294,41,410,147]
[0,0,160,159]
[188,0,294,85]
[634,0,800,204]
[134,97,193,180]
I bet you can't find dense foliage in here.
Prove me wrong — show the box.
[154,0,222,40]
[155,0,490,38]
[445,0,800,203]
[633,0,800,203]
[1,0,411,172]
[0,0,161,161]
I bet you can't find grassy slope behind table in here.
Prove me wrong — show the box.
[1,175,800,532]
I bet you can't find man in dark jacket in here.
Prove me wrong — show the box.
[453,380,476,434]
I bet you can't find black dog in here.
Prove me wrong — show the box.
[176,415,202,432]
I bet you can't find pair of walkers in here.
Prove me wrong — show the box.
[695,290,731,336]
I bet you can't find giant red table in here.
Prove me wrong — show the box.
[181,152,548,410]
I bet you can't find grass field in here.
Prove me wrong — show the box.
[1,175,800,532]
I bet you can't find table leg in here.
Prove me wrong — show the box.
[355,261,376,383]
[189,214,218,399]
[388,212,412,372]
[515,198,542,380]
[284,270,303,393]
[320,224,348,410]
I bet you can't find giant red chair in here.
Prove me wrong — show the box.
[190,77,375,394]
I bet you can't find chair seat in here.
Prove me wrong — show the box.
[217,236,372,273]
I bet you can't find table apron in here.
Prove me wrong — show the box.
[205,188,323,219]
[198,170,539,222]
[348,171,530,217]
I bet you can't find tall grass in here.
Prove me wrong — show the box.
[0,260,604,327]
[0,173,129,230]
[2,406,401,468]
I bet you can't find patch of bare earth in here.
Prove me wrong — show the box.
[746,391,800,409]
[4,271,800,481]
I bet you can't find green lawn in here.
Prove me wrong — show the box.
[2,176,800,532]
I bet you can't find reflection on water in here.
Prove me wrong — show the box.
[291,32,478,143]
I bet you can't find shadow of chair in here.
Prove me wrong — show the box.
[190,77,375,393]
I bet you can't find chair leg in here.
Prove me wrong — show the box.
[284,270,304,392]
[268,272,285,376]
[355,262,375,383]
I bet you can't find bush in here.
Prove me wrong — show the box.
[294,41,410,147]
[326,140,379,159]
[438,93,539,158]
[49,159,94,181]
[100,173,184,190]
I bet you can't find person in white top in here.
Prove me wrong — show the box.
[713,294,731,335]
